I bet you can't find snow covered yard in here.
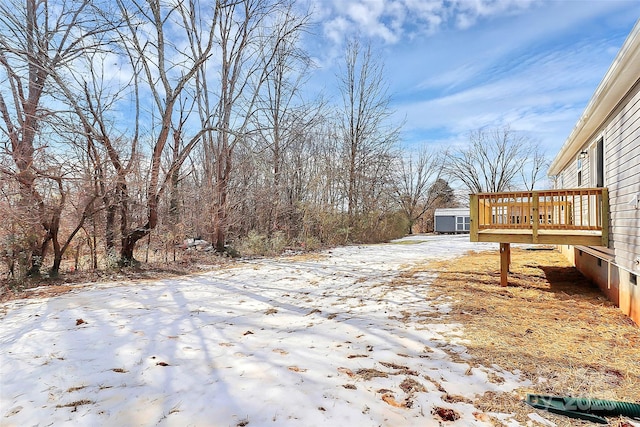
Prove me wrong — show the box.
[1,235,533,426]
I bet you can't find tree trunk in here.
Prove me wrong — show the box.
[120,227,149,265]
[51,254,62,277]
[105,202,116,252]
[27,244,44,277]
[212,171,229,253]
[169,130,181,225]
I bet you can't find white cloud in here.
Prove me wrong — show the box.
[449,0,537,29]
[301,0,640,159]
[310,0,540,45]
[346,0,400,42]
[324,15,352,43]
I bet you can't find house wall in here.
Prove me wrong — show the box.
[605,82,640,273]
[556,80,640,325]
[559,246,620,305]
[561,245,639,325]
[619,269,640,325]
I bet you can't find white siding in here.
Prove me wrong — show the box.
[582,151,592,188]
[556,81,640,272]
[550,22,640,324]
[560,160,579,188]
[604,82,640,272]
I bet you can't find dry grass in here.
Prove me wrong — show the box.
[417,247,640,426]
[0,260,229,303]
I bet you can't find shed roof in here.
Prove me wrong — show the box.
[434,208,469,217]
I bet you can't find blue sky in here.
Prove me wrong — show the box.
[301,0,640,158]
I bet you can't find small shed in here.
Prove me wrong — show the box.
[434,208,470,234]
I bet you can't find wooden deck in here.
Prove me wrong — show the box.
[469,188,609,286]
[470,188,609,247]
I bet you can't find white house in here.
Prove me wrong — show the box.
[548,20,640,325]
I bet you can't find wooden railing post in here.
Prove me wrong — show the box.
[532,192,539,243]
[470,194,479,241]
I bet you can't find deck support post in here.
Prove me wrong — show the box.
[500,243,511,287]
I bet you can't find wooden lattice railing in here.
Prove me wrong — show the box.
[470,188,609,245]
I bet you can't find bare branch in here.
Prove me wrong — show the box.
[446,125,545,193]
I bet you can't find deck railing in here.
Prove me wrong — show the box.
[470,188,609,246]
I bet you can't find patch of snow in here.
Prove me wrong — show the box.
[527,412,557,426]
[0,235,531,426]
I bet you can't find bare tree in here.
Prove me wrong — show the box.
[206,0,268,252]
[337,38,400,234]
[446,125,545,193]
[520,144,549,191]
[198,0,310,252]
[0,0,110,275]
[395,148,445,234]
[47,35,142,268]
[40,152,99,275]
[252,13,318,236]
[113,0,218,263]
